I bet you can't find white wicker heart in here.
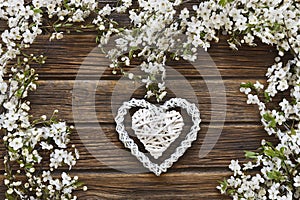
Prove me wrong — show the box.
[132,108,184,159]
[115,98,201,176]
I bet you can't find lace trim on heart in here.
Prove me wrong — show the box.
[115,98,201,176]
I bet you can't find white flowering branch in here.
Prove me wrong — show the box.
[212,0,300,199]
[1,0,300,199]
[0,1,101,199]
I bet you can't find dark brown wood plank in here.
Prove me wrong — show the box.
[1,123,264,199]
[0,172,231,200]
[72,172,231,200]
[0,124,276,171]
[0,175,5,199]
[60,124,276,171]
[26,35,275,79]
[26,79,265,124]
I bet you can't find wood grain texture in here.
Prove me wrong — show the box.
[28,35,275,79]
[0,172,233,200]
[72,172,233,200]
[0,2,281,198]
[25,79,265,124]
[0,124,277,171]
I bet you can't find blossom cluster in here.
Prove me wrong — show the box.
[97,0,300,102]
[214,1,300,198]
[0,0,99,199]
[0,54,82,199]
[1,0,300,199]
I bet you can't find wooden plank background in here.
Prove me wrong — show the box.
[0,2,280,199]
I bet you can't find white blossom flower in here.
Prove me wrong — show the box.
[40,142,53,150]
[229,160,241,176]
[268,183,280,199]
[247,94,259,104]
[294,175,300,187]
[9,137,23,151]
[240,87,251,94]
[254,81,264,90]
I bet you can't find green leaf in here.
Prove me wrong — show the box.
[263,113,272,121]
[64,23,74,27]
[170,53,176,59]
[240,82,254,89]
[241,80,263,93]
[264,92,271,102]
[262,113,276,128]
[291,127,296,135]
[219,0,227,6]
[291,98,297,105]
[5,193,15,200]
[217,178,228,192]
[33,156,38,162]
[269,119,277,128]
[7,146,17,153]
[265,141,274,147]
[63,0,71,10]
[33,8,43,14]
[17,57,21,65]
[244,151,257,159]
[15,89,23,98]
[54,23,62,28]
[219,0,234,6]
[227,189,236,195]
[279,147,286,156]
[25,163,33,169]
[263,146,285,159]
[74,181,84,187]
[267,170,284,181]
[129,46,139,59]
[264,147,277,158]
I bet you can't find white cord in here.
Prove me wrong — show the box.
[115,98,201,176]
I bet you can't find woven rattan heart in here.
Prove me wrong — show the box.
[132,108,184,159]
[115,98,201,176]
